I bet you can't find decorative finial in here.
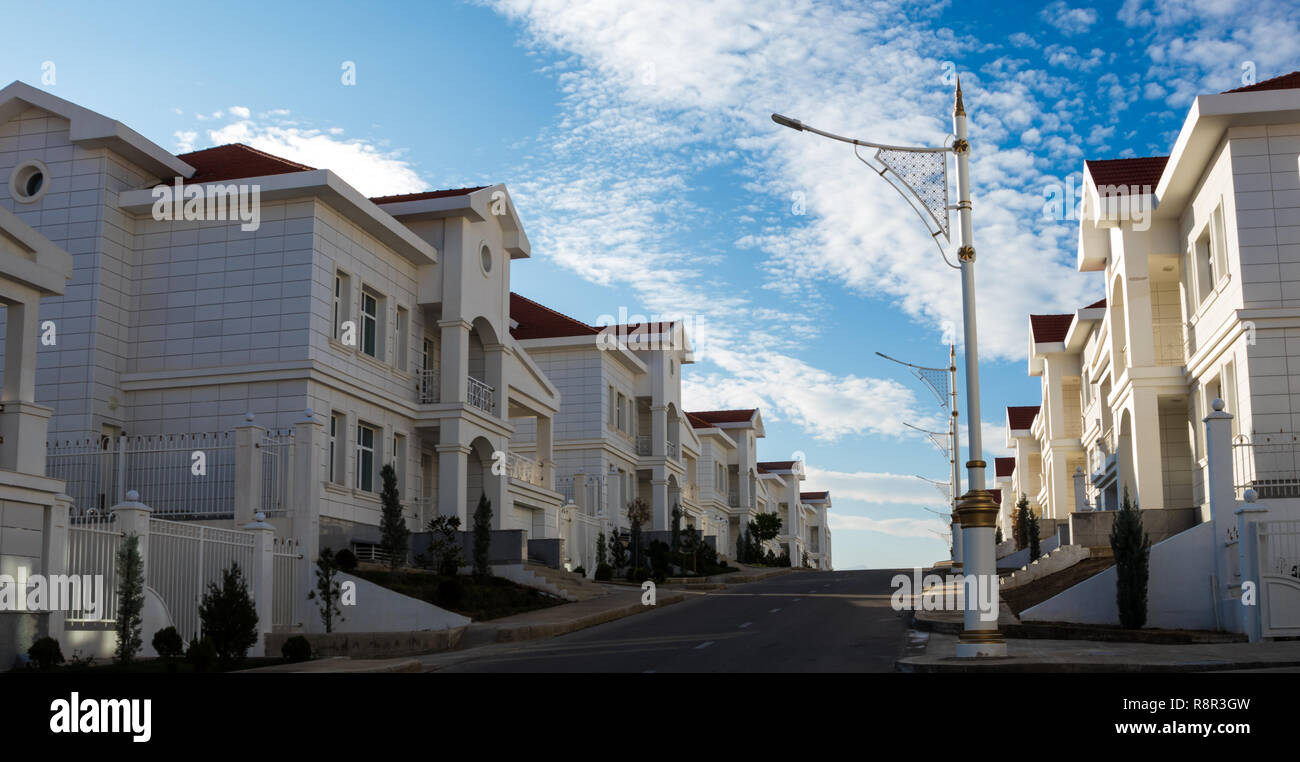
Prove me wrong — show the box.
[126,489,140,502]
[954,75,966,117]
[1244,488,1258,503]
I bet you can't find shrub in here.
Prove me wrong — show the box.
[280,635,312,663]
[572,566,586,576]
[379,463,410,570]
[198,563,259,666]
[648,539,671,583]
[185,637,218,672]
[418,514,463,576]
[596,531,607,568]
[437,577,464,608]
[627,567,650,584]
[28,636,64,670]
[1014,494,1031,550]
[608,532,628,573]
[335,548,358,571]
[114,533,145,663]
[472,492,493,582]
[1111,488,1151,629]
[995,526,1004,546]
[151,626,185,660]
[308,547,346,633]
[751,513,783,544]
[1027,508,1041,560]
[594,562,613,581]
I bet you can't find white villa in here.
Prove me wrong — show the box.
[0,81,832,665]
[998,71,1300,639]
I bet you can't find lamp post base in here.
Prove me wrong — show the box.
[956,631,1007,658]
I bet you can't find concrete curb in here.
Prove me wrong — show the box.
[896,656,1300,673]
[239,656,426,673]
[913,613,1247,644]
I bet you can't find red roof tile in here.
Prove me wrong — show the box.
[176,143,314,183]
[1007,405,1039,431]
[1030,314,1073,343]
[990,488,1002,505]
[1085,297,1106,309]
[509,292,599,340]
[995,457,1016,477]
[1224,70,1300,94]
[757,460,797,471]
[370,186,487,205]
[800,491,829,501]
[686,412,713,429]
[1084,156,1168,192]
[688,410,758,425]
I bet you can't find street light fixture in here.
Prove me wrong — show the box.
[773,78,1004,657]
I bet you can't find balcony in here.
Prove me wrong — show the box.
[667,440,679,460]
[507,451,546,488]
[418,368,439,403]
[467,376,496,414]
[682,482,699,504]
[1233,432,1300,499]
[728,490,739,507]
[636,435,651,456]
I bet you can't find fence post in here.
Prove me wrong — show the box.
[111,489,153,572]
[1073,466,1088,512]
[293,409,323,625]
[44,492,72,647]
[1235,490,1267,642]
[1204,398,1236,628]
[242,512,275,657]
[234,413,266,525]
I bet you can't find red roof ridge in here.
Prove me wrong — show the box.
[1084,297,1106,309]
[509,292,599,340]
[1007,405,1039,431]
[1030,313,1073,343]
[1084,156,1169,192]
[370,186,489,205]
[1223,70,1300,94]
[174,143,315,184]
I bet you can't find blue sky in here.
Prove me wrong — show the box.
[6,0,1300,569]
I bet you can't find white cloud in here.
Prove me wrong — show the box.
[1039,1,1099,36]
[828,512,950,540]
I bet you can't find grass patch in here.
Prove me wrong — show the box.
[352,569,565,621]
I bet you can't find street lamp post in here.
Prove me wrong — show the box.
[773,77,1005,657]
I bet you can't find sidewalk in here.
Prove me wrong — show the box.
[898,632,1300,673]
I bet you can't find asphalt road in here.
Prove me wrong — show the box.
[428,568,910,673]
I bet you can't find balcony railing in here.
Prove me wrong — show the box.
[636,435,651,456]
[667,440,679,460]
[418,368,439,403]
[682,482,699,504]
[1234,432,1300,499]
[728,490,739,507]
[467,376,496,414]
[507,451,546,488]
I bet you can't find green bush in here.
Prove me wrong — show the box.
[185,637,218,672]
[151,626,185,659]
[648,540,671,583]
[472,493,493,582]
[198,563,259,666]
[594,562,613,581]
[280,635,312,663]
[1111,488,1151,629]
[627,567,650,584]
[437,577,464,608]
[335,548,358,571]
[572,566,586,576]
[115,533,144,663]
[28,636,64,670]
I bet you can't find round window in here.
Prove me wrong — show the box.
[10,160,50,204]
[480,244,493,274]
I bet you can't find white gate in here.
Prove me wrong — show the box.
[566,509,604,575]
[65,513,123,623]
[1257,519,1300,638]
[147,517,255,642]
[272,537,303,629]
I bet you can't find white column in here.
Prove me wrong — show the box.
[242,513,275,657]
[111,490,153,569]
[292,409,323,610]
[1204,398,1237,628]
[1073,466,1088,512]
[44,493,72,648]
[233,413,266,525]
[1235,492,1267,642]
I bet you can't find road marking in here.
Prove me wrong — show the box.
[739,621,753,628]
[769,607,781,613]
[695,641,714,650]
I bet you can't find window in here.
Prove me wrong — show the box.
[1211,203,1229,290]
[608,385,616,427]
[422,338,434,371]
[333,271,352,341]
[356,422,377,492]
[9,160,50,204]
[616,392,626,432]
[395,307,409,371]
[329,412,345,484]
[480,244,493,274]
[360,288,380,358]
[1223,359,1240,438]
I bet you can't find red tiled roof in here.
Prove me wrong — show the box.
[1007,405,1039,431]
[1224,70,1300,94]
[757,460,797,471]
[1030,314,1073,343]
[686,412,713,429]
[370,186,487,205]
[176,143,315,183]
[995,457,1016,478]
[800,491,828,501]
[688,410,758,425]
[509,292,599,340]
[990,488,1002,505]
[1084,156,1168,192]
[1085,297,1106,309]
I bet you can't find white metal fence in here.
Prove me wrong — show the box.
[1234,432,1300,499]
[1257,520,1300,639]
[507,451,545,487]
[466,375,496,413]
[147,517,255,642]
[65,513,123,622]
[261,430,294,517]
[418,368,440,403]
[272,537,303,629]
[566,509,605,574]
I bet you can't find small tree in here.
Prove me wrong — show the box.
[1111,488,1151,629]
[307,547,345,633]
[1014,494,1031,550]
[419,514,463,576]
[596,531,607,567]
[626,497,651,571]
[114,533,144,663]
[995,526,1004,546]
[608,530,628,573]
[671,505,682,551]
[1027,507,1041,560]
[472,492,493,582]
[751,513,783,544]
[379,463,409,570]
[198,563,259,667]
